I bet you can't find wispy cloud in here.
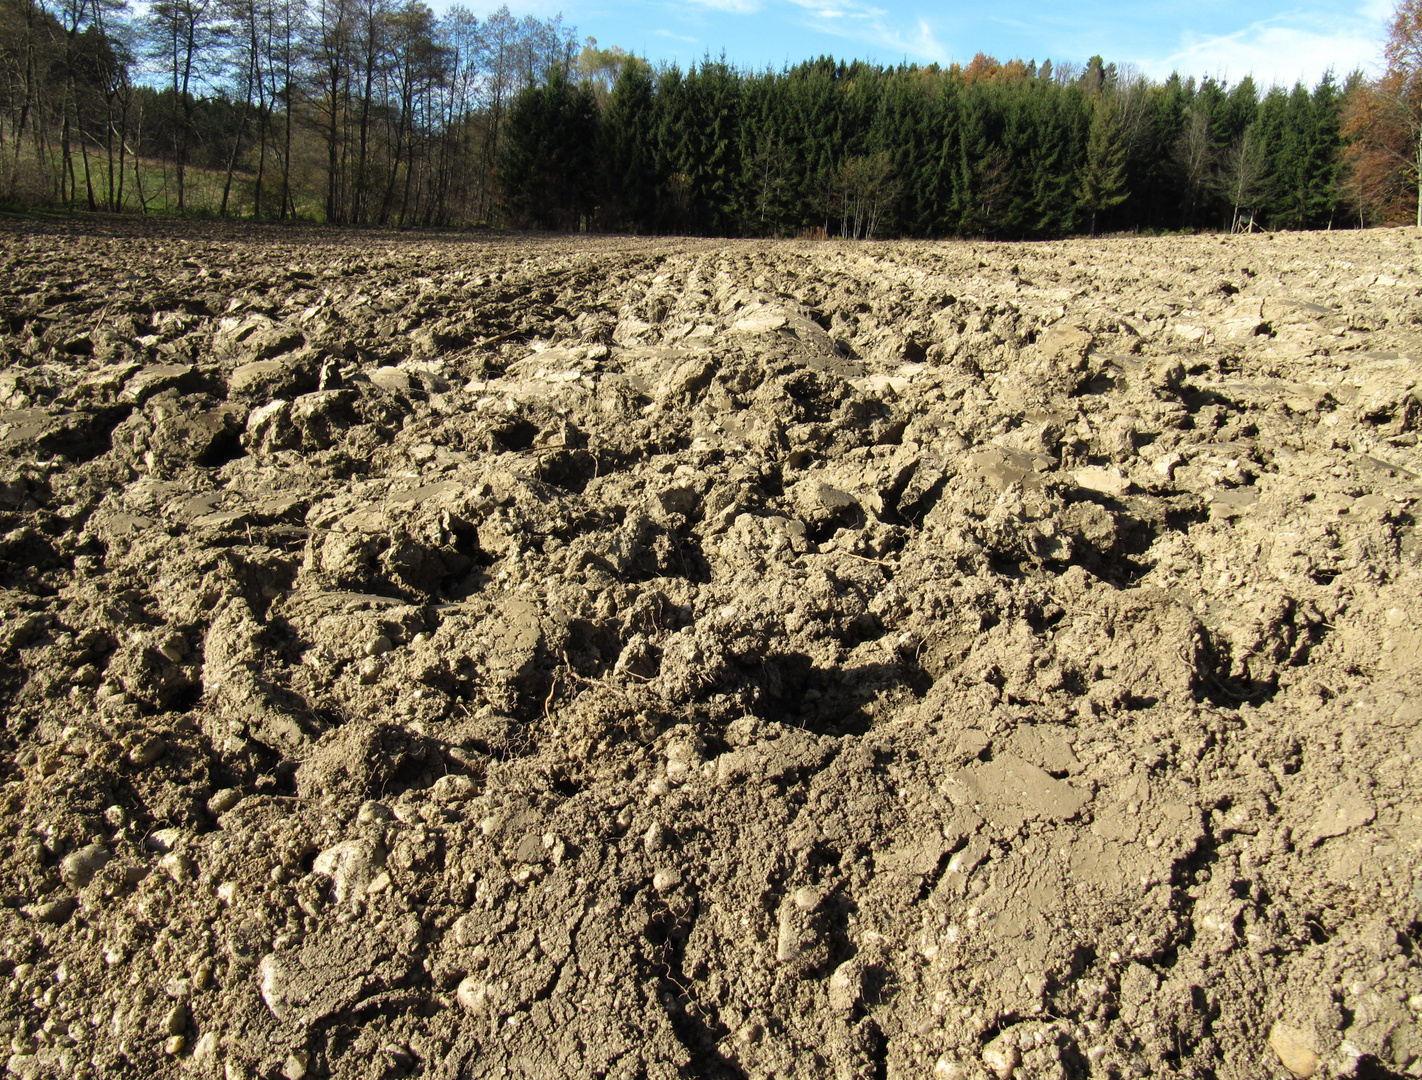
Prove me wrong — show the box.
[783,0,947,61]
[785,0,886,21]
[1149,7,1386,86]
[682,0,762,13]
[652,27,698,40]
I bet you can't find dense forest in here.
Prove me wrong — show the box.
[511,58,1351,237]
[1,0,1419,235]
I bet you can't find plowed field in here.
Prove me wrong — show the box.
[0,219,1419,1080]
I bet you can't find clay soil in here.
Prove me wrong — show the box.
[0,219,1419,1080]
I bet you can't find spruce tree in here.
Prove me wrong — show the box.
[1077,94,1129,234]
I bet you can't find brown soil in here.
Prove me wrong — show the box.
[0,219,1419,1080]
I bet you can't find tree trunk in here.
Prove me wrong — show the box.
[254,103,268,219]
[114,102,127,210]
[355,23,377,224]
[221,74,254,217]
[79,127,96,209]
[132,101,149,213]
[326,78,340,222]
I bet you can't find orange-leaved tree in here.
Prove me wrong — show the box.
[1344,0,1422,225]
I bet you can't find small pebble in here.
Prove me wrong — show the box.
[652,867,682,892]
[1268,1023,1321,1079]
[456,977,491,1014]
[163,1003,188,1036]
[358,801,393,823]
[192,1031,219,1061]
[366,635,393,657]
[59,843,110,888]
[207,788,241,815]
[314,838,385,901]
[453,914,479,946]
[644,822,670,853]
[283,1051,309,1080]
[128,736,167,767]
[792,886,822,912]
[164,1035,185,1055]
[29,898,75,925]
[159,852,196,882]
[983,1037,1020,1080]
[828,959,862,1013]
[431,775,477,802]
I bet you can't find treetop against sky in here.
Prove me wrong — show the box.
[445,0,1390,88]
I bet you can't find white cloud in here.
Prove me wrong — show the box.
[682,0,761,13]
[785,0,886,20]
[652,27,698,40]
[1146,7,1387,87]
[783,0,947,61]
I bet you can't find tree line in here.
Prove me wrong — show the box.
[2,0,1420,235]
[504,56,1353,238]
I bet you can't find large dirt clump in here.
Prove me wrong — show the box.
[0,218,1419,1080]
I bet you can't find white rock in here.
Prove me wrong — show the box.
[128,736,167,766]
[792,886,822,912]
[652,868,682,892]
[357,801,392,823]
[983,1034,1020,1079]
[644,822,670,853]
[455,977,492,1014]
[369,367,412,392]
[430,775,477,802]
[59,843,111,888]
[258,955,292,1019]
[828,959,862,1013]
[192,1031,219,1062]
[1268,1023,1321,1078]
[283,1050,309,1080]
[313,838,386,903]
[159,852,195,881]
[246,399,288,432]
[1072,466,1130,497]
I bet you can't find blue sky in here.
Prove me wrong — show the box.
[474,0,1393,87]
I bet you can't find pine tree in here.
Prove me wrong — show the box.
[598,56,657,231]
[500,65,596,229]
[1077,94,1129,234]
